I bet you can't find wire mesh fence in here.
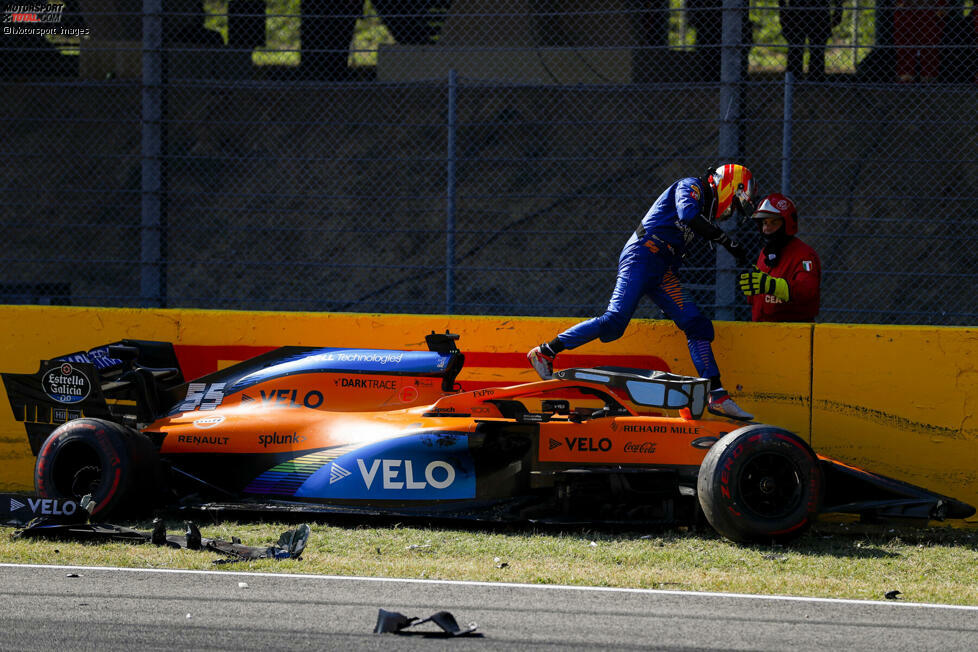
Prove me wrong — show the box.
[2,1,976,324]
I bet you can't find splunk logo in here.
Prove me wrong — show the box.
[258,431,307,447]
[329,458,457,490]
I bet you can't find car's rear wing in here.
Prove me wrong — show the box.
[1,340,185,455]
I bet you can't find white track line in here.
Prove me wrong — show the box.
[2,562,977,611]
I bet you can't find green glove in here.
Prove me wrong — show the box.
[738,267,790,301]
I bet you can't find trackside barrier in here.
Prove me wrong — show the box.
[812,325,978,517]
[0,306,972,524]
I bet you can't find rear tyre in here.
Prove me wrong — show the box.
[697,425,822,544]
[35,418,160,519]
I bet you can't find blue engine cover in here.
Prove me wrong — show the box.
[227,348,455,393]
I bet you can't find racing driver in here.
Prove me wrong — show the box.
[528,164,757,421]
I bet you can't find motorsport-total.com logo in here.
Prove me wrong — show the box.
[3,3,91,37]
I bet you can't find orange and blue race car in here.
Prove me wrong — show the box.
[2,332,973,544]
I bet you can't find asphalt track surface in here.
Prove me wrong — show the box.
[1,564,977,651]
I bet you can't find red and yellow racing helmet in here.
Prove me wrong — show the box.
[710,164,755,221]
[752,192,798,236]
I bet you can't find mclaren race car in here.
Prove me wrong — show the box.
[3,332,973,543]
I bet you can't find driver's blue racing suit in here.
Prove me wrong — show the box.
[557,177,722,380]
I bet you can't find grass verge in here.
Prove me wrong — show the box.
[2,517,977,606]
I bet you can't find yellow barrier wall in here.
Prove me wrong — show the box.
[813,324,978,513]
[0,306,848,502]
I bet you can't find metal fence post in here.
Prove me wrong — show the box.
[715,0,744,320]
[782,71,794,195]
[141,0,166,307]
[446,69,457,314]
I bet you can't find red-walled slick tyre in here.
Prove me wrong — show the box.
[697,425,823,544]
[34,418,159,519]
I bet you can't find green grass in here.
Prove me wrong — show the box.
[3,518,978,606]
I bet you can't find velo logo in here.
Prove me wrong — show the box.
[7,495,78,516]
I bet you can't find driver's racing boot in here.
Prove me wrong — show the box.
[707,390,753,421]
[527,345,555,380]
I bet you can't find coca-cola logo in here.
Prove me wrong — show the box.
[624,441,657,454]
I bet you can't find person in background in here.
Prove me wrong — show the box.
[738,193,821,322]
[893,0,947,82]
[528,164,757,421]
[778,0,844,81]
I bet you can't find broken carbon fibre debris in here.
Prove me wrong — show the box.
[374,609,478,637]
[14,515,310,564]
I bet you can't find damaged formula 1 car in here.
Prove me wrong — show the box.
[3,333,974,544]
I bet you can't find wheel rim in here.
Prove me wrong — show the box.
[737,451,804,519]
[51,441,103,500]
[70,465,102,497]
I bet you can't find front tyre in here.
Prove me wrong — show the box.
[697,425,822,544]
[35,418,159,519]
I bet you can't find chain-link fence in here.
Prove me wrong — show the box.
[2,1,976,324]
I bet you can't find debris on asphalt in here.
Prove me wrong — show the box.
[374,609,478,637]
